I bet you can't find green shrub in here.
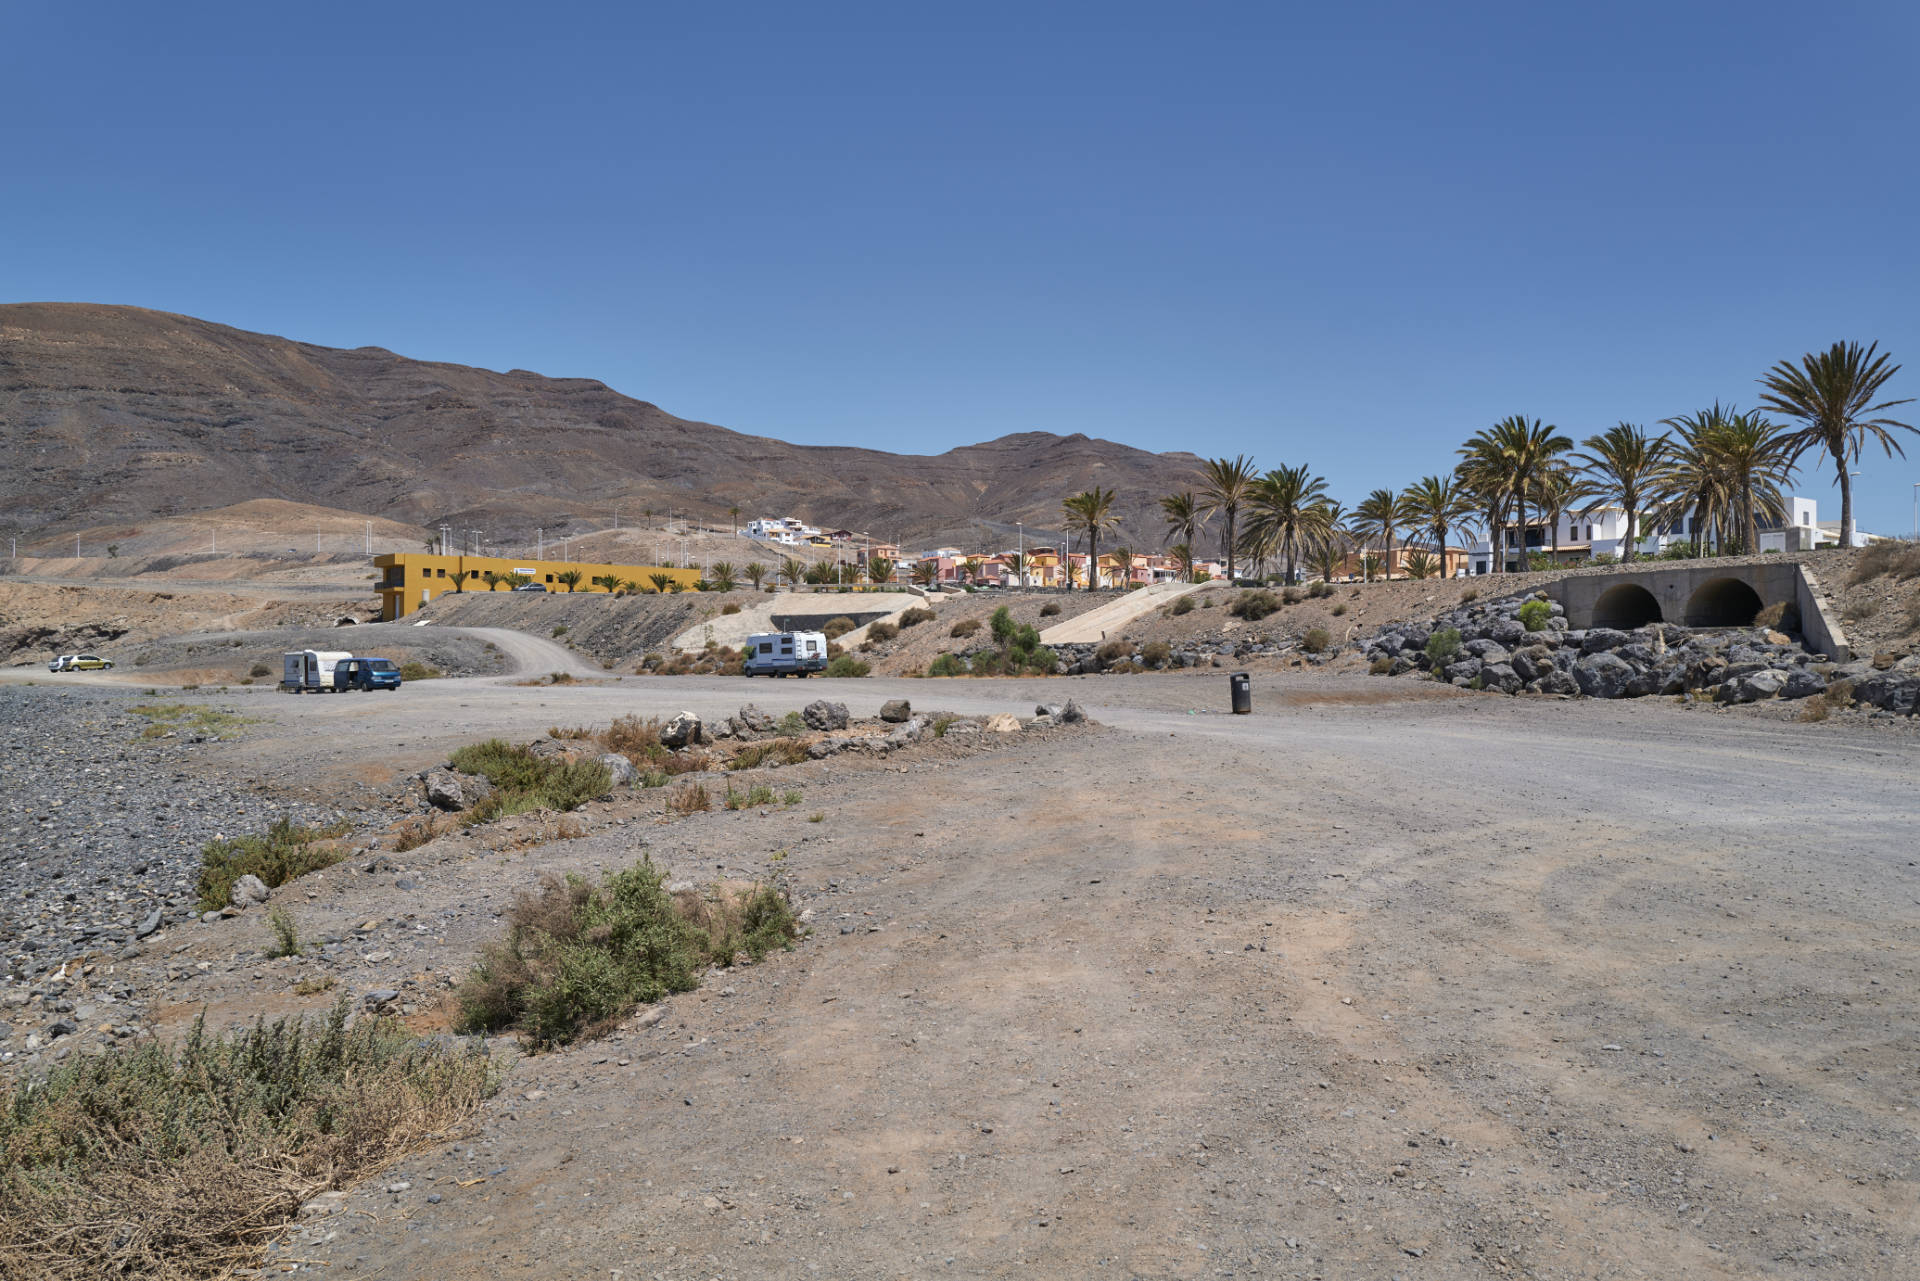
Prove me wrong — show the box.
[722,603,741,615]
[398,661,442,681]
[448,740,612,824]
[949,618,981,638]
[0,998,494,1281]
[1229,590,1281,621]
[1039,601,1062,617]
[1425,627,1462,664]
[266,905,301,958]
[990,606,1017,644]
[825,655,870,677]
[1301,627,1331,653]
[729,738,808,770]
[927,653,966,677]
[551,624,568,637]
[196,817,352,912]
[1169,595,1195,616]
[1518,598,1552,632]
[898,606,936,628]
[454,862,796,1047]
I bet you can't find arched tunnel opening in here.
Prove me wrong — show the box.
[1592,583,1664,629]
[1684,576,1765,628]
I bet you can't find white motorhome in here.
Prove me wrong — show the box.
[742,631,828,677]
[281,650,355,693]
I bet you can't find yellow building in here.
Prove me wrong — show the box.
[373,553,704,620]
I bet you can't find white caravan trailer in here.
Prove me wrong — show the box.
[281,650,355,693]
[741,631,828,677]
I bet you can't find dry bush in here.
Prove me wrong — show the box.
[730,738,808,770]
[1096,639,1130,663]
[1841,597,1879,622]
[950,617,982,638]
[1141,640,1171,668]
[898,606,936,627]
[1039,601,1061,617]
[1755,601,1789,627]
[1168,595,1195,616]
[1799,696,1832,723]
[1301,627,1332,653]
[0,1000,493,1281]
[603,714,663,756]
[865,621,898,643]
[667,782,712,814]
[548,724,595,740]
[1848,541,1920,586]
[822,616,858,639]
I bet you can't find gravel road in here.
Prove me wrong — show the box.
[4,663,1915,1278]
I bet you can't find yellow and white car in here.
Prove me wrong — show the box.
[48,653,114,671]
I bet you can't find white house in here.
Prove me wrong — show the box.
[1466,496,1826,573]
[744,516,823,545]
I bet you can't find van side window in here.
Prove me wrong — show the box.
[759,643,773,654]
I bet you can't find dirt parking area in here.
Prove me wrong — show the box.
[22,661,1896,1279]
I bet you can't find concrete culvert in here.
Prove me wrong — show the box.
[1684,576,1765,628]
[1592,583,1663,629]
[334,616,359,627]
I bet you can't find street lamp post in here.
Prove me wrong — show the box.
[1016,521,1024,587]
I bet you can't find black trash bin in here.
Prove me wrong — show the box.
[1230,671,1251,714]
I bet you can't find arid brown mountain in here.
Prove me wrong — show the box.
[0,303,1209,550]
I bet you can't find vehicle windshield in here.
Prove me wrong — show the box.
[367,660,397,671]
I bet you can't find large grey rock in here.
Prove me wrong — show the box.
[1487,618,1527,647]
[598,753,636,787]
[885,717,928,749]
[1781,668,1827,700]
[135,907,163,938]
[879,699,913,723]
[1510,645,1556,683]
[661,711,702,748]
[1581,628,1631,654]
[1464,638,1511,664]
[1479,662,1523,694]
[737,704,776,734]
[229,874,270,908]
[1573,652,1636,699]
[1058,700,1087,724]
[1443,656,1483,683]
[803,700,850,731]
[422,768,491,812]
[1717,668,1787,703]
[1853,673,1920,715]
[1536,667,1579,696]
[1034,703,1064,719]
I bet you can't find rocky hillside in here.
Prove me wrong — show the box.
[0,303,1205,548]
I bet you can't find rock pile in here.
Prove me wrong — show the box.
[1362,591,1920,711]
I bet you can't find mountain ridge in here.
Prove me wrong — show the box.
[0,303,1209,549]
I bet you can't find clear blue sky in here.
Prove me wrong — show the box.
[7,2,1919,534]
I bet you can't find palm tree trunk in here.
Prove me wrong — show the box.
[1223,509,1236,582]
[1622,504,1636,562]
[1834,443,1853,548]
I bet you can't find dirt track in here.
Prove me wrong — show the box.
[82,663,1911,1280]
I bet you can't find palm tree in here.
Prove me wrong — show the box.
[1353,488,1408,582]
[1462,416,1572,571]
[1532,464,1594,565]
[554,569,583,592]
[1571,423,1670,562]
[618,579,642,596]
[1106,547,1133,589]
[911,559,938,588]
[866,556,894,585]
[1196,456,1258,583]
[958,556,983,586]
[1711,410,1796,553]
[1759,341,1913,546]
[1401,549,1437,579]
[481,570,506,591]
[1400,475,1476,579]
[711,561,737,592]
[744,562,767,590]
[1167,541,1193,581]
[648,572,674,593]
[728,504,741,531]
[780,556,805,589]
[1655,407,1739,555]
[1003,551,1026,587]
[1061,487,1121,590]
[591,573,621,594]
[1159,491,1207,580]
[1455,449,1513,574]
[1241,464,1334,585]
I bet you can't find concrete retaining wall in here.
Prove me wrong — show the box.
[1547,561,1849,660]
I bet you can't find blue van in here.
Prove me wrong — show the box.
[332,657,404,691]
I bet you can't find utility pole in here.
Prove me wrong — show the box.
[537,528,543,558]
[1017,521,1024,587]
[366,521,372,555]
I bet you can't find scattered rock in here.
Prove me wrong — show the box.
[803,700,850,732]
[228,874,270,908]
[878,699,913,723]
[661,711,702,748]
[983,714,1021,733]
[597,753,636,787]
[737,704,776,734]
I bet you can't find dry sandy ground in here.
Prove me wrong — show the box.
[58,662,1915,1281]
